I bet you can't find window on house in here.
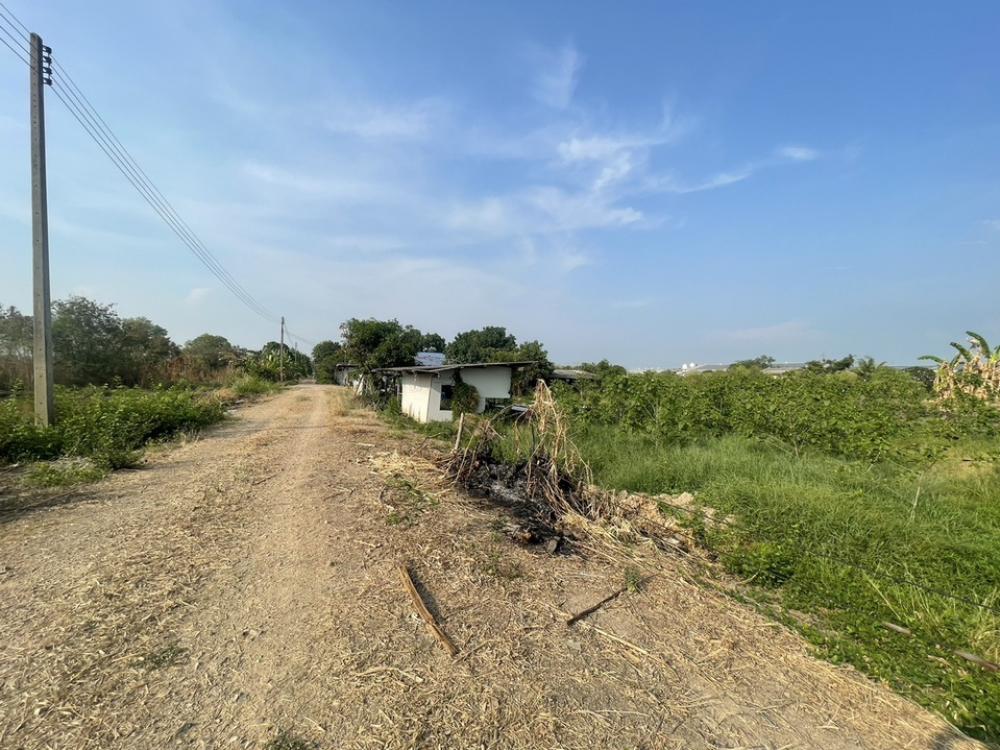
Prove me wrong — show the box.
[439,384,454,411]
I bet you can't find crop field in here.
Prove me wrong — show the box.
[545,368,1000,742]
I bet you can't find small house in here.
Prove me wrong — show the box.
[380,362,533,423]
[333,363,359,386]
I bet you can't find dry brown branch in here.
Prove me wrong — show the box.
[397,563,458,657]
[566,586,628,626]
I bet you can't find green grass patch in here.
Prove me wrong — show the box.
[226,374,280,399]
[573,425,1000,743]
[22,457,108,487]
[379,401,458,443]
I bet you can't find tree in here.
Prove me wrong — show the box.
[445,326,517,363]
[0,303,32,391]
[419,332,446,352]
[182,334,237,376]
[493,340,554,394]
[52,296,127,386]
[120,317,179,386]
[312,340,346,383]
[578,359,627,380]
[804,355,855,374]
[731,355,775,370]
[340,318,423,370]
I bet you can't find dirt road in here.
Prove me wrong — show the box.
[0,385,982,749]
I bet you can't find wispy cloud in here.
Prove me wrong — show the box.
[776,144,820,162]
[324,99,449,140]
[983,219,1000,231]
[531,42,582,109]
[185,287,211,305]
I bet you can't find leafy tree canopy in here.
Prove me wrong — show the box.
[182,334,236,371]
[731,355,775,370]
[312,340,347,384]
[419,332,446,353]
[805,355,855,374]
[445,326,517,364]
[578,359,628,379]
[340,318,423,371]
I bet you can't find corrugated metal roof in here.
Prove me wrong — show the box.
[377,361,537,375]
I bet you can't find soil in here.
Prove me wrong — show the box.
[0,385,984,749]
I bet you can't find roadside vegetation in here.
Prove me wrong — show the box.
[370,330,999,743]
[0,295,301,485]
[554,354,1000,742]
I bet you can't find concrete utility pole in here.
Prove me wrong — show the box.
[30,33,54,426]
[279,316,285,383]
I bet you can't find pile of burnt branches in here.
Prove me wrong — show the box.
[442,383,691,554]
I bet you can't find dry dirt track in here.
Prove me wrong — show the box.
[0,385,985,750]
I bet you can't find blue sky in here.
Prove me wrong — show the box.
[1,1,998,368]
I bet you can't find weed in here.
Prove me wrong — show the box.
[480,547,522,580]
[0,386,226,468]
[22,458,107,487]
[624,565,643,593]
[141,642,186,670]
[383,474,437,527]
[226,374,280,399]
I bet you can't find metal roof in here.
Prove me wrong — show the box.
[377,361,536,375]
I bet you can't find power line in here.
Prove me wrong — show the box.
[50,60,279,324]
[0,10,29,62]
[1,0,283,326]
[1,2,313,349]
[47,80,277,325]
[0,1,29,35]
[0,28,27,65]
[49,74,278,323]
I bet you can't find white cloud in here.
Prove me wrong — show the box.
[556,248,592,271]
[648,169,754,194]
[325,99,448,139]
[776,145,820,162]
[531,42,582,109]
[983,219,1000,231]
[185,287,211,304]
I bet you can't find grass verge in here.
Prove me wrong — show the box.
[574,425,1000,744]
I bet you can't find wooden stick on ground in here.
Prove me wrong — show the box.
[566,586,628,626]
[398,563,459,657]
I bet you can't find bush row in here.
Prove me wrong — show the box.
[0,385,227,468]
[555,368,975,461]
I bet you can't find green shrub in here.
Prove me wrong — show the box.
[227,374,279,399]
[451,380,480,416]
[559,368,930,461]
[0,386,226,468]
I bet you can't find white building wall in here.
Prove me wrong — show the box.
[407,366,514,423]
[401,373,434,422]
[461,366,513,412]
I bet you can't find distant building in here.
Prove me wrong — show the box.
[378,362,533,423]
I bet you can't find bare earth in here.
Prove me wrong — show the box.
[0,385,983,750]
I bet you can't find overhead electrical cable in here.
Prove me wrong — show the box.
[2,1,317,344]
